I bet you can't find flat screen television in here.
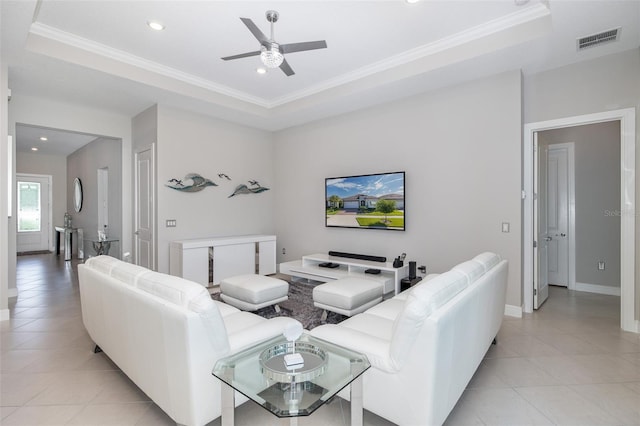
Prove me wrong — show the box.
[325,171,405,231]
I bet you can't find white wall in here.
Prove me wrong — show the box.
[274,70,523,307]
[525,48,639,317]
[16,152,67,250]
[154,105,275,273]
[539,121,621,289]
[67,137,122,257]
[0,61,9,318]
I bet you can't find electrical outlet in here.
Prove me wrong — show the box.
[598,261,605,270]
[501,222,510,233]
[166,219,177,227]
[282,248,286,255]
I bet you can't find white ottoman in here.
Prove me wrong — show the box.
[313,277,383,320]
[220,274,289,312]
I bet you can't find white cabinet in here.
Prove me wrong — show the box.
[170,235,276,287]
[279,253,409,295]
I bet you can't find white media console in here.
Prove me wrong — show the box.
[279,253,409,295]
[169,234,276,287]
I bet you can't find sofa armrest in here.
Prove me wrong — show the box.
[310,324,397,373]
[227,317,299,353]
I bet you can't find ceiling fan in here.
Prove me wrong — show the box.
[221,10,327,76]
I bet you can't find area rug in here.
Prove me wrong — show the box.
[211,279,347,330]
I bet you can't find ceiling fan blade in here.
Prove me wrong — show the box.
[279,58,295,76]
[240,17,269,46]
[221,51,261,61]
[280,40,327,54]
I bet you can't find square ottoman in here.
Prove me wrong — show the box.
[220,274,289,312]
[313,277,383,320]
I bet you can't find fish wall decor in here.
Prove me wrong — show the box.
[228,180,270,198]
[166,173,217,192]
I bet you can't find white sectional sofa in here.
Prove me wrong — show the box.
[78,256,298,426]
[310,252,508,426]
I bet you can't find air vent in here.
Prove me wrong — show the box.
[577,28,620,51]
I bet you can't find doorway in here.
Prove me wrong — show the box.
[16,174,52,253]
[546,144,573,288]
[98,167,109,237]
[523,108,637,333]
[533,139,576,309]
[134,144,156,270]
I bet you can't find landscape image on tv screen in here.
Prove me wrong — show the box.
[325,171,405,231]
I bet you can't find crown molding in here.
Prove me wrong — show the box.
[28,2,550,111]
[28,22,269,108]
[269,2,551,107]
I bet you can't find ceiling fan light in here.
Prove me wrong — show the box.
[260,45,284,68]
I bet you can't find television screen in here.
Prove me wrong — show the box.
[325,171,405,231]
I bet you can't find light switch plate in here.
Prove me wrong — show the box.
[166,219,177,227]
[501,222,510,233]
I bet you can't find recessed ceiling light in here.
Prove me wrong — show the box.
[256,67,267,75]
[39,136,48,141]
[147,21,165,31]
[31,147,38,151]
[406,0,421,3]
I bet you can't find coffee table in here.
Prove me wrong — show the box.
[212,332,370,426]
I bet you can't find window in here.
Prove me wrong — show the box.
[17,181,41,232]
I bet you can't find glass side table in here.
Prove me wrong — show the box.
[213,332,370,426]
[88,238,119,256]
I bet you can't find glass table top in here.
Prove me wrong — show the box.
[212,332,370,418]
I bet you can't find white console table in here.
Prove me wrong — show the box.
[169,235,276,287]
[279,253,409,295]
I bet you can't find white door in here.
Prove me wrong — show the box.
[16,174,51,253]
[547,145,570,286]
[134,144,155,270]
[534,136,550,309]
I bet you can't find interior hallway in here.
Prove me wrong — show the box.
[1,253,639,425]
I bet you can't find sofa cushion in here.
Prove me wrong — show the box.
[473,252,501,273]
[411,270,468,311]
[365,298,406,321]
[388,291,433,370]
[340,312,395,341]
[85,255,121,275]
[214,300,241,317]
[452,260,485,284]
[189,292,230,355]
[388,270,469,370]
[110,262,151,286]
[222,311,266,336]
[136,271,210,309]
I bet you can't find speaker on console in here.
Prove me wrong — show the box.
[328,251,387,263]
[409,261,417,279]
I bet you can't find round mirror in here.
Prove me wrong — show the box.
[73,177,83,212]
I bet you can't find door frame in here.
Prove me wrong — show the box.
[523,108,637,332]
[15,173,53,252]
[546,142,576,290]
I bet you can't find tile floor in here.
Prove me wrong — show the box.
[1,253,639,425]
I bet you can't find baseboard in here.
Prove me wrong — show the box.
[504,304,522,318]
[575,282,621,296]
[0,308,9,321]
